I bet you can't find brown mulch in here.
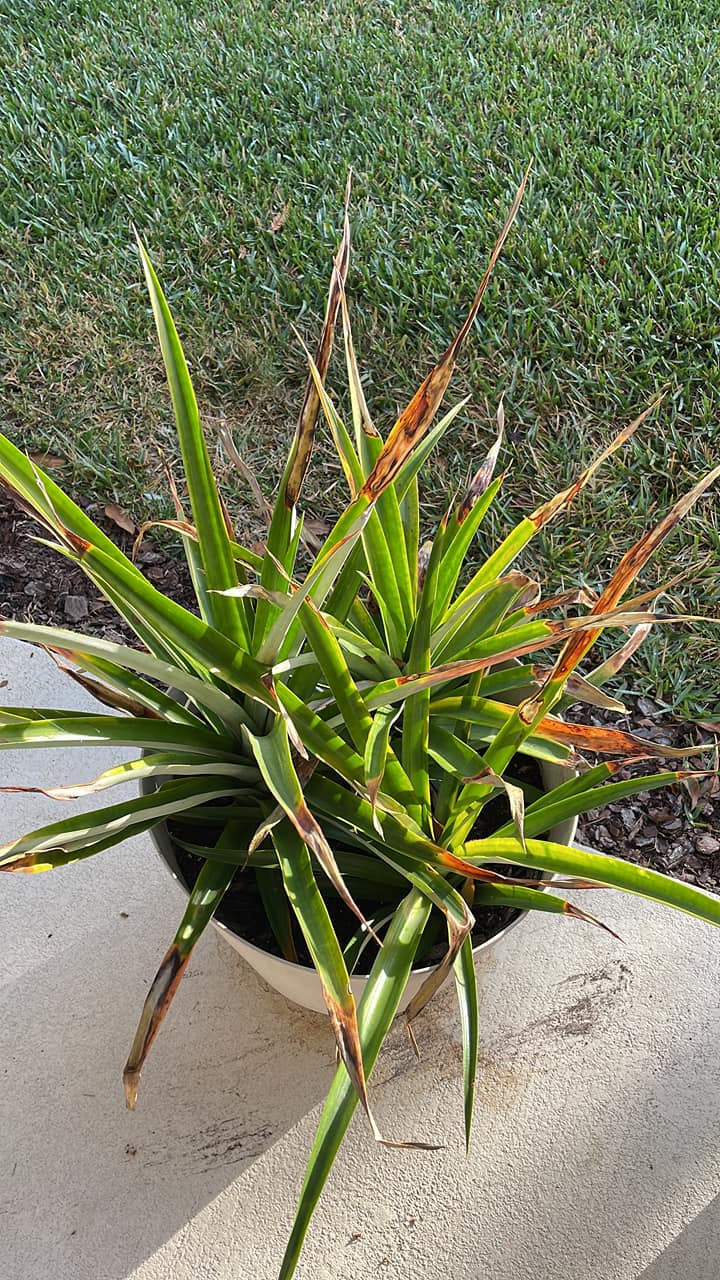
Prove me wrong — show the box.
[1,489,718,892]
[0,489,197,643]
[565,701,720,892]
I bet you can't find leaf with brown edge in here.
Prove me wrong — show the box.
[269,821,430,1152]
[361,168,529,502]
[292,802,381,941]
[523,586,597,616]
[621,558,709,614]
[471,882,622,941]
[248,717,382,946]
[532,665,627,713]
[533,715,713,760]
[295,332,362,498]
[0,752,254,802]
[463,768,528,854]
[124,942,189,1109]
[547,460,720,685]
[456,398,504,524]
[530,399,661,532]
[277,888,442,1280]
[45,653,163,719]
[218,490,236,541]
[124,853,237,1108]
[306,772,544,890]
[285,175,351,508]
[403,910,469,1032]
[132,518,197,563]
[0,778,239,871]
[396,852,475,1035]
[463,835,720,933]
[356,608,685,717]
[506,573,541,610]
[319,974,424,1151]
[359,845,475,1035]
[562,900,623,941]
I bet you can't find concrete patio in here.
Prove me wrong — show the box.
[1,638,719,1280]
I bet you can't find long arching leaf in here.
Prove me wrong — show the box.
[136,237,250,646]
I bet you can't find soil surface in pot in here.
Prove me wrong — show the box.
[170,755,545,974]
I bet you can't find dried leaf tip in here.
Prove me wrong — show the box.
[457,400,505,524]
[530,398,661,530]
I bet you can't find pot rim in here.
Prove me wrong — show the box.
[155,828,539,980]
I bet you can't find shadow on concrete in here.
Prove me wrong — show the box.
[637,1192,720,1279]
[1,833,335,1280]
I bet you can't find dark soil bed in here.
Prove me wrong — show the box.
[1,489,718,898]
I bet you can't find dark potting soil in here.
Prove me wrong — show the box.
[173,842,531,974]
[170,755,545,974]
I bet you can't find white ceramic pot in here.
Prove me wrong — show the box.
[151,757,577,1016]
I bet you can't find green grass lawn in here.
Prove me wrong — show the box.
[1,0,719,714]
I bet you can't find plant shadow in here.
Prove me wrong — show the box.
[0,830,335,1280]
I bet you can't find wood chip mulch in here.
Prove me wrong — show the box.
[566,700,720,893]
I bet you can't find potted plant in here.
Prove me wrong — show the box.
[1,173,718,1278]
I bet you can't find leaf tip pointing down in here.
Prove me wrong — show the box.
[123,942,189,1111]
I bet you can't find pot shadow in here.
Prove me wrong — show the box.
[0,832,337,1280]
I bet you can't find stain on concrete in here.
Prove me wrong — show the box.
[141,1115,274,1174]
[528,960,632,1041]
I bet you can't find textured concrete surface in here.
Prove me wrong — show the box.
[1,638,719,1280]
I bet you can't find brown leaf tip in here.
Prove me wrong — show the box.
[123,1070,140,1111]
